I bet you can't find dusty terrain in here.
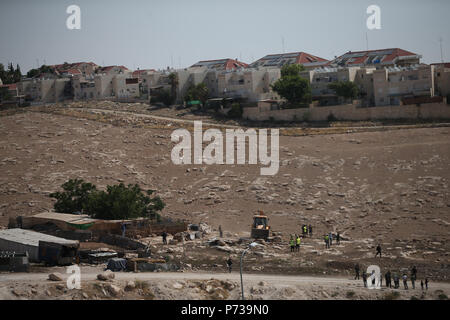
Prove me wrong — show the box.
[1,267,449,300]
[0,102,449,300]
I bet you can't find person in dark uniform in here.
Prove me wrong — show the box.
[362,271,368,288]
[375,244,382,258]
[162,231,168,245]
[226,256,232,273]
[385,270,392,288]
[355,263,361,280]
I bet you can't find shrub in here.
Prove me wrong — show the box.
[327,112,338,122]
[150,89,173,106]
[438,293,448,300]
[346,290,355,299]
[383,291,401,300]
[328,81,360,100]
[302,111,311,122]
[227,103,243,118]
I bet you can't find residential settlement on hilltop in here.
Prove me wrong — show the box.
[2,48,450,110]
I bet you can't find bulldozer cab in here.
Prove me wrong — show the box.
[251,211,270,239]
[252,216,268,229]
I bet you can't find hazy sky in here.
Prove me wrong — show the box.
[1,0,449,73]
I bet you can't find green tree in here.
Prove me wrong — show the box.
[227,102,243,118]
[271,64,311,105]
[85,183,165,221]
[0,87,13,101]
[14,64,22,83]
[49,179,97,214]
[280,63,305,77]
[26,68,40,78]
[328,81,360,101]
[50,180,165,221]
[26,65,54,79]
[184,82,209,107]
[150,89,173,106]
[0,63,5,83]
[168,72,178,104]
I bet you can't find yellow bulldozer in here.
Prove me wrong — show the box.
[250,211,270,240]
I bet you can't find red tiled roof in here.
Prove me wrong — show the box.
[296,52,328,64]
[250,52,329,68]
[331,48,420,66]
[0,83,17,90]
[431,62,450,68]
[191,59,248,70]
[51,62,98,73]
[97,65,129,73]
[63,68,82,75]
[132,69,156,77]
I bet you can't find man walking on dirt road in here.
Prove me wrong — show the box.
[375,244,382,258]
[162,231,168,245]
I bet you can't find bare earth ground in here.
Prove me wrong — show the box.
[1,267,449,300]
[0,102,449,299]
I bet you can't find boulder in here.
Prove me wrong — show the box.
[48,273,63,281]
[105,283,122,297]
[125,281,136,291]
[97,270,115,281]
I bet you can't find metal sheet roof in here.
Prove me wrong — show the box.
[0,228,79,247]
[31,211,96,225]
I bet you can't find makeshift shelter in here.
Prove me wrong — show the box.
[0,228,79,263]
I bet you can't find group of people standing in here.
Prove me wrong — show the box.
[355,264,429,290]
[324,232,341,248]
[289,224,313,252]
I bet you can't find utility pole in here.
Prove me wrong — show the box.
[439,36,444,63]
[366,32,369,51]
[239,242,258,300]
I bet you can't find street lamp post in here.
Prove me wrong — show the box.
[240,242,258,300]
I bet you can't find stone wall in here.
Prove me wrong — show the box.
[242,100,450,122]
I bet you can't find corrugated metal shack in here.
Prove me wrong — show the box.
[0,228,79,263]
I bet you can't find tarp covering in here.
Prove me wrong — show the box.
[66,222,94,230]
[106,258,127,271]
[187,100,201,106]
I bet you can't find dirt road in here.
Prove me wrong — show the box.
[2,268,449,300]
[2,268,450,289]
